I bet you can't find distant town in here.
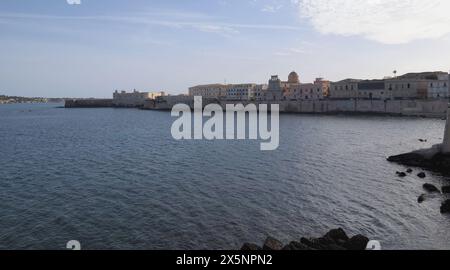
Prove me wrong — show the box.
[107,70,449,107]
[65,70,450,117]
[0,95,68,104]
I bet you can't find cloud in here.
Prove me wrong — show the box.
[275,46,308,56]
[0,12,300,36]
[66,0,81,4]
[261,4,283,13]
[294,0,450,44]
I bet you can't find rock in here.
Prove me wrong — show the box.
[344,235,369,250]
[396,171,407,177]
[299,236,346,250]
[417,172,427,178]
[407,169,413,173]
[300,237,328,250]
[241,243,262,251]
[263,236,283,250]
[324,228,349,243]
[418,194,426,203]
[423,183,440,193]
[442,186,450,194]
[419,139,427,142]
[282,241,312,250]
[441,200,450,214]
[387,150,450,175]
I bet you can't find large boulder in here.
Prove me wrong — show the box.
[417,172,427,178]
[423,183,440,193]
[441,200,450,214]
[442,186,450,194]
[344,235,370,250]
[418,194,426,204]
[241,243,261,251]
[263,236,283,250]
[324,228,349,243]
[282,241,312,250]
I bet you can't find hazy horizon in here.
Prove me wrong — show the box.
[1,0,450,98]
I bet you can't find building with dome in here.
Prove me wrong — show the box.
[288,71,300,84]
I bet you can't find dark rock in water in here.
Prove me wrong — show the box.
[241,228,370,251]
[282,241,312,250]
[407,168,413,173]
[396,171,407,177]
[299,236,347,250]
[441,200,450,214]
[423,183,440,193]
[344,235,369,250]
[419,139,427,142]
[388,150,450,175]
[417,172,426,178]
[418,194,426,203]
[263,236,283,250]
[442,186,450,194]
[324,228,349,243]
[300,237,328,250]
[241,243,262,251]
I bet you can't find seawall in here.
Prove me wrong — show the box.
[143,97,448,118]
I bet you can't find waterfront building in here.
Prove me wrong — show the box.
[113,90,166,107]
[329,79,361,99]
[357,80,387,99]
[286,78,330,100]
[265,72,301,101]
[427,73,449,99]
[254,84,269,101]
[226,84,257,101]
[188,84,229,99]
[329,72,449,100]
[385,72,448,99]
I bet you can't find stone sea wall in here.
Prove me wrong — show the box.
[65,97,448,118]
[144,97,448,118]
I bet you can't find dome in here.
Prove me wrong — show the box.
[288,71,300,84]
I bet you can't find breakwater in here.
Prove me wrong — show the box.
[65,97,448,117]
[65,99,113,108]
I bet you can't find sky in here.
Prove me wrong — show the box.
[1,0,450,98]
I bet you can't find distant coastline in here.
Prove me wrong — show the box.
[0,95,68,105]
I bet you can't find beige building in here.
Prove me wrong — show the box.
[113,90,166,107]
[188,84,228,99]
[286,78,330,100]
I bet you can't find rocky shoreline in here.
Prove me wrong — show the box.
[387,145,450,174]
[241,228,370,251]
[387,145,450,214]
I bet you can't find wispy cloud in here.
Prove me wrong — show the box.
[261,4,283,13]
[0,11,301,37]
[274,41,311,56]
[294,0,450,44]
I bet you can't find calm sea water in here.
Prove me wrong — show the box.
[1,103,450,250]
